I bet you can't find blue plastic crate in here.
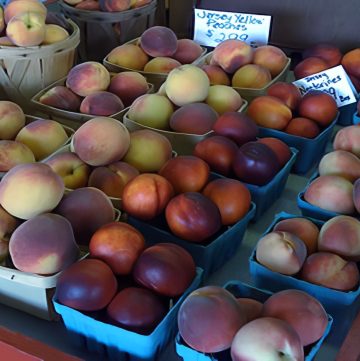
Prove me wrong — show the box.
[175,280,333,361]
[354,111,360,125]
[128,202,256,279]
[249,212,360,309]
[258,114,338,175]
[53,267,203,361]
[338,101,358,126]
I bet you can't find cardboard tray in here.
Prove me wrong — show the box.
[127,202,256,278]
[123,100,248,156]
[53,267,203,361]
[257,114,338,175]
[175,280,333,361]
[194,52,291,102]
[249,212,360,309]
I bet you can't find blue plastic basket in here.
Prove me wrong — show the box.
[338,101,358,126]
[249,212,360,310]
[53,267,203,361]
[353,111,360,125]
[257,114,338,175]
[175,280,333,361]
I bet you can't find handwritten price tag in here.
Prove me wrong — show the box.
[193,8,271,48]
[293,65,357,107]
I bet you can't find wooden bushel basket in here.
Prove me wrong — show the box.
[59,0,157,62]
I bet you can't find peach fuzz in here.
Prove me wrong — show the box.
[231,64,272,89]
[66,62,110,97]
[253,45,288,77]
[15,119,69,161]
[88,161,139,198]
[303,43,342,68]
[42,24,69,45]
[172,39,203,64]
[201,64,230,86]
[0,100,25,140]
[318,215,360,261]
[71,117,130,167]
[256,137,291,167]
[44,151,91,190]
[247,95,292,130]
[294,57,329,79]
[333,125,360,157]
[108,71,149,107]
[304,175,355,215]
[4,0,46,24]
[99,0,130,12]
[39,85,81,112]
[9,213,78,275]
[284,117,320,138]
[341,48,360,79]
[0,140,35,172]
[80,91,124,116]
[300,252,359,291]
[273,218,319,255]
[318,150,360,182]
[261,289,328,346]
[206,85,243,115]
[143,57,181,74]
[266,82,302,111]
[107,44,149,71]
[210,39,253,74]
[0,163,64,220]
[255,231,307,275]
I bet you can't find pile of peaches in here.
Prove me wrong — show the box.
[0,0,72,47]
[63,0,151,12]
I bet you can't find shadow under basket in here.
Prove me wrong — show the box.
[59,0,157,63]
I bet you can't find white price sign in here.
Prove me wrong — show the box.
[293,65,357,107]
[193,8,271,48]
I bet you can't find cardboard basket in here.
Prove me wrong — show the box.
[194,52,291,102]
[53,267,203,361]
[257,114,338,175]
[0,18,79,112]
[249,212,360,309]
[123,100,248,155]
[59,0,157,63]
[175,280,333,361]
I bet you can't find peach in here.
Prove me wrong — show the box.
[303,43,342,68]
[42,24,69,45]
[232,64,272,89]
[122,129,173,173]
[318,150,360,182]
[236,298,263,322]
[206,85,243,115]
[210,39,253,74]
[0,205,19,244]
[304,175,355,215]
[0,7,4,34]
[193,135,238,176]
[0,36,14,46]
[107,44,149,71]
[122,173,174,220]
[350,74,360,92]
[88,161,139,198]
[355,179,360,214]
[108,71,149,107]
[298,91,338,127]
[262,289,328,346]
[130,0,151,7]
[55,187,115,246]
[266,82,302,111]
[64,0,83,5]
[99,0,130,11]
[140,26,178,58]
[212,112,258,146]
[15,119,69,161]
[127,93,174,130]
[0,101,25,140]
[79,91,124,116]
[301,252,359,291]
[247,95,292,130]
[44,151,91,190]
[0,140,35,171]
[66,62,110,97]
[0,163,64,220]
[201,64,231,86]
[39,85,81,112]
[273,217,319,255]
[178,286,246,353]
[318,215,360,261]
[169,102,218,135]
[172,39,203,64]
[71,117,130,166]
[75,0,100,9]
[165,64,210,107]
[6,11,45,47]
[159,155,210,194]
[9,213,78,275]
[294,57,330,79]
[252,45,288,77]
[143,56,181,73]
[4,0,47,24]
[255,231,307,275]
[256,137,292,167]
[341,48,360,79]
[333,125,360,157]
[284,117,320,138]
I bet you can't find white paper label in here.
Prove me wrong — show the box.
[293,65,357,107]
[193,8,271,48]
